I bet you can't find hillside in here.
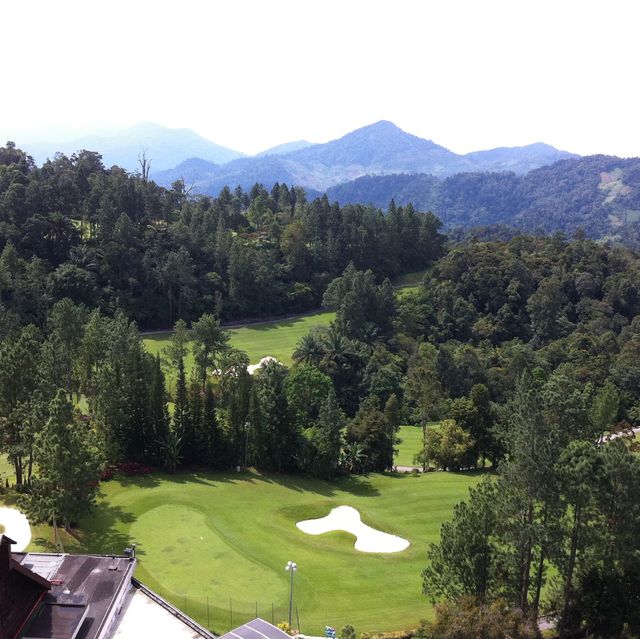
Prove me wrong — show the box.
[21,122,245,172]
[327,155,640,240]
[152,121,575,194]
[256,139,315,156]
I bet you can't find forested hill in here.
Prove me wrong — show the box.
[326,154,640,242]
[0,142,445,331]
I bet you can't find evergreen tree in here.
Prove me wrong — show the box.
[304,390,345,478]
[173,357,191,467]
[21,390,104,546]
[148,354,169,465]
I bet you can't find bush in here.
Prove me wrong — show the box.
[100,467,115,481]
[117,461,154,476]
[339,624,356,639]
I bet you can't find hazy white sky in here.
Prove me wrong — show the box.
[3,0,639,156]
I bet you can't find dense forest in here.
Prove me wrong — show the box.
[326,155,640,244]
[0,142,445,330]
[1,142,640,636]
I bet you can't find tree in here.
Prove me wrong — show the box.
[340,441,366,474]
[164,318,190,368]
[554,440,603,638]
[157,427,182,474]
[417,419,475,471]
[21,390,104,546]
[0,324,45,484]
[419,597,540,639]
[48,298,86,396]
[285,364,332,431]
[338,624,355,639]
[346,398,395,472]
[303,390,345,478]
[173,357,191,465]
[192,313,229,389]
[323,263,395,342]
[592,380,619,442]
[254,361,296,471]
[423,479,498,604]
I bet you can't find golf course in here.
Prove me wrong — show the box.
[142,268,426,378]
[24,468,482,634]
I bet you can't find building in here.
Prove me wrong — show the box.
[0,534,215,639]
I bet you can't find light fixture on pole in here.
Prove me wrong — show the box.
[285,560,298,627]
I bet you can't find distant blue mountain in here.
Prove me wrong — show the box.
[257,140,315,156]
[21,122,245,172]
[153,120,577,194]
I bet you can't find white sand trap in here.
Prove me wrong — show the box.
[0,506,32,551]
[247,356,280,375]
[296,505,410,553]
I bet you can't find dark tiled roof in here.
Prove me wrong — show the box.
[15,553,135,639]
[220,618,292,639]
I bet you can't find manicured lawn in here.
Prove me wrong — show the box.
[395,426,423,467]
[394,423,440,467]
[0,454,16,485]
[24,469,481,635]
[144,311,335,387]
[144,268,425,379]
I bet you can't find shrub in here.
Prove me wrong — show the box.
[117,461,154,476]
[100,467,115,481]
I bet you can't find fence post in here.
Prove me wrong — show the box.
[207,595,210,628]
[296,605,300,632]
[230,597,233,628]
[184,594,187,614]
[272,603,274,624]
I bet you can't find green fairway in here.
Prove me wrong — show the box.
[394,424,441,467]
[395,426,423,467]
[143,268,424,377]
[25,470,481,635]
[143,310,335,385]
[0,454,16,485]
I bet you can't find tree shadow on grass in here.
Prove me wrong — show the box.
[251,471,380,498]
[30,502,136,557]
[80,502,137,556]
[113,473,162,489]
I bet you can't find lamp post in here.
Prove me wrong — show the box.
[285,560,297,627]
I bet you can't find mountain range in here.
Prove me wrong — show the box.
[151,120,577,193]
[19,122,246,172]
[15,119,577,192]
[324,155,640,242]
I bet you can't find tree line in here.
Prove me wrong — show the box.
[0,142,445,331]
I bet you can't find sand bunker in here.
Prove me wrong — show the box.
[247,356,280,375]
[0,506,32,551]
[296,505,409,553]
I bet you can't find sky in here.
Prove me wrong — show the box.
[2,0,640,157]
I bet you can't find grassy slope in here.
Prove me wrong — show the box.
[0,454,16,485]
[143,269,425,376]
[144,311,335,387]
[395,426,424,467]
[394,423,441,467]
[24,470,480,635]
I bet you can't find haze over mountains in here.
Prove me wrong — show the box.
[13,119,640,243]
[19,122,246,172]
[16,120,576,193]
[151,120,577,194]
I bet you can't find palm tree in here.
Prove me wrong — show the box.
[157,429,182,474]
[292,332,324,365]
[340,441,366,474]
